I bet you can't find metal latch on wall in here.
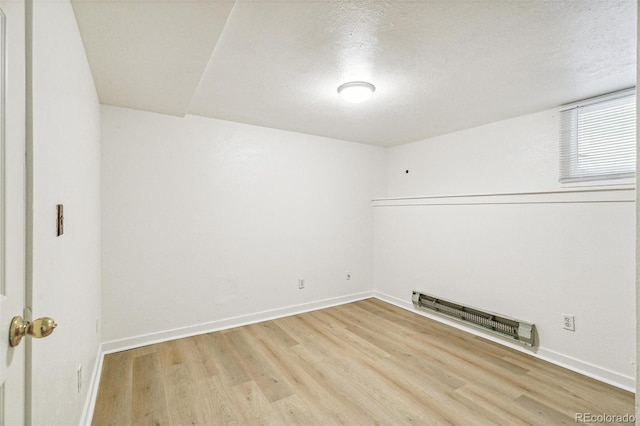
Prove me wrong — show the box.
[57,204,64,236]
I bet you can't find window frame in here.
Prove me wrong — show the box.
[559,88,636,185]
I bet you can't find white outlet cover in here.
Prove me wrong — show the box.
[562,314,575,331]
[77,365,83,393]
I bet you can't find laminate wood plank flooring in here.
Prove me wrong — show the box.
[92,298,634,425]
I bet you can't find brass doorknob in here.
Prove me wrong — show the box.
[9,316,57,347]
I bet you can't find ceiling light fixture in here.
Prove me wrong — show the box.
[337,81,376,103]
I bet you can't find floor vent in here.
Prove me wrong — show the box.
[412,291,536,346]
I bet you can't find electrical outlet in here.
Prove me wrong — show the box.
[562,314,575,331]
[298,278,305,289]
[77,365,83,393]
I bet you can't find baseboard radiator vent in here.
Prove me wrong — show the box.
[412,291,536,346]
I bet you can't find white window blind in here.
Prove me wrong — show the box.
[559,91,636,183]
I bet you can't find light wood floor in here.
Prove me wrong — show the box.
[92,298,634,425]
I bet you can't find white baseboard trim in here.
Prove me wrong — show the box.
[101,291,374,354]
[79,344,105,426]
[373,291,635,392]
[534,348,634,392]
[83,289,634,424]
[82,291,373,425]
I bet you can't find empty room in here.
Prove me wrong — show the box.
[1,0,638,425]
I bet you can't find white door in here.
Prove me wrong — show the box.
[0,0,26,424]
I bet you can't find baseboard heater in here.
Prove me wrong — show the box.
[412,291,536,346]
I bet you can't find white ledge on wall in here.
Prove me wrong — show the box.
[372,187,635,207]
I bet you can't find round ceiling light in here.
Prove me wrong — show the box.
[337,81,376,103]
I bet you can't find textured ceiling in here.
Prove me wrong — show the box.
[72,0,636,147]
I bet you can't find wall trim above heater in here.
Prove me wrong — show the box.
[412,291,536,346]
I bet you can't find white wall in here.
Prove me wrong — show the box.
[101,106,386,345]
[31,2,101,425]
[385,110,560,196]
[374,109,636,388]
[100,105,636,391]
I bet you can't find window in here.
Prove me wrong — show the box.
[559,90,636,183]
